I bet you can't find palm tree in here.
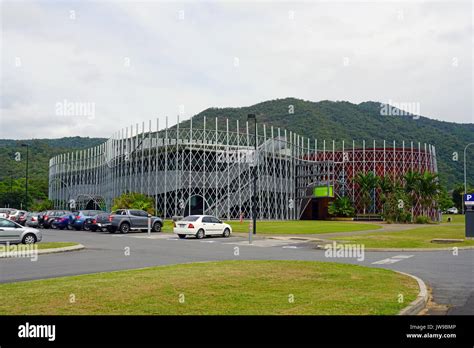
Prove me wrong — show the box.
[354,171,378,214]
[403,170,421,219]
[377,175,394,213]
[418,171,440,218]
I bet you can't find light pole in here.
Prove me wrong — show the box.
[21,143,29,211]
[248,114,257,235]
[463,143,474,214]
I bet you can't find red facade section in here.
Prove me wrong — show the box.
[302,144,438,219]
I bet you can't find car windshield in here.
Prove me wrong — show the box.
[180,216,200,222]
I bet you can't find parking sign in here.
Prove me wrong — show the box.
[464,194,474,206]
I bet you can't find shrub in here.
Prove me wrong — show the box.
[415,216,429,224]
[328,196,355,217]
[112,192,156,215]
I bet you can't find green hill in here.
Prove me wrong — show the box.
[0,98,472,207]
[0,137,106,207]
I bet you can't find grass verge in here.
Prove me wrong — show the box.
[227,220,380,234]
[330,224,473,249]
[0,260,418,315]
[0,242,79,252]
[441,214,465,224]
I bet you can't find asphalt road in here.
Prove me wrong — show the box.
[1,228,473,315]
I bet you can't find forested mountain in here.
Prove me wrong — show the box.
[0,98,472,206]
[0,137,106,207]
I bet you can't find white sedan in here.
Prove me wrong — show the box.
[173,215,232,239]
[446,207,459,214]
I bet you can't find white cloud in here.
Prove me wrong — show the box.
[0,0,472,140]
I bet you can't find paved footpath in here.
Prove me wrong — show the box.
[0,229,472,315]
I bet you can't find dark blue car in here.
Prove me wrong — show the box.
[51,214,72,230]
[69,210,104,230]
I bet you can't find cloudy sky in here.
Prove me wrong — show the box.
[1,0,472,139]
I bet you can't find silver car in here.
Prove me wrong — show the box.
[0,217,42,244]
[26,212,40,227]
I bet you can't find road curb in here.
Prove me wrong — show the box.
[0,244,84,258]
[396,271,428,315]
[363,246,474,252]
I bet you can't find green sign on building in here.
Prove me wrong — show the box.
[313,186,334,198]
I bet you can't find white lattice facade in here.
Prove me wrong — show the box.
[48,117,438,220]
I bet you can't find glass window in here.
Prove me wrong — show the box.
[211,217,221,224]
[0,219,16,228]
[202,216,212,223]
[180,215,200,222]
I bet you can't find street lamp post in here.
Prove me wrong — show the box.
[463,143,474,214]
[21,143,29,211]
[248,114,257,235]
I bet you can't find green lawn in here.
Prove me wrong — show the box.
[162,219,380,235]
[227,220,381,234]
[330,224,473,249]
[441,214,465,224]
[0,260,418,315]
[0,242,78,252]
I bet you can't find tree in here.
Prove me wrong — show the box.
[403,170,421,218]
[382,183,411,223]
[328,196,355,217]
[112,192,156,215]
[30,199,54,212]
[377,175,394,213]
[418,171,440,217]
[438,186,454,212]
[353,171,378,214]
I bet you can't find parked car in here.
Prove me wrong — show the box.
[38,210,72,228]
[84,212,112,232]
[0,217,42,244]
[108,209,162,233]
[26,212,40,228]
[0,208,13,219]
[52,214,72,230]
[173,215,232,239]
[8,210,27,223]
[68,210,105,230]
[446,207,459,214]
[17,211,28,226]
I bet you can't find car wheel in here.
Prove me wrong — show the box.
[178,234,186,239]
[195,229,205,239]
[22,233,37,244]
[119,223,130,234]
[223,228,231,238]
[152,222,162,232]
